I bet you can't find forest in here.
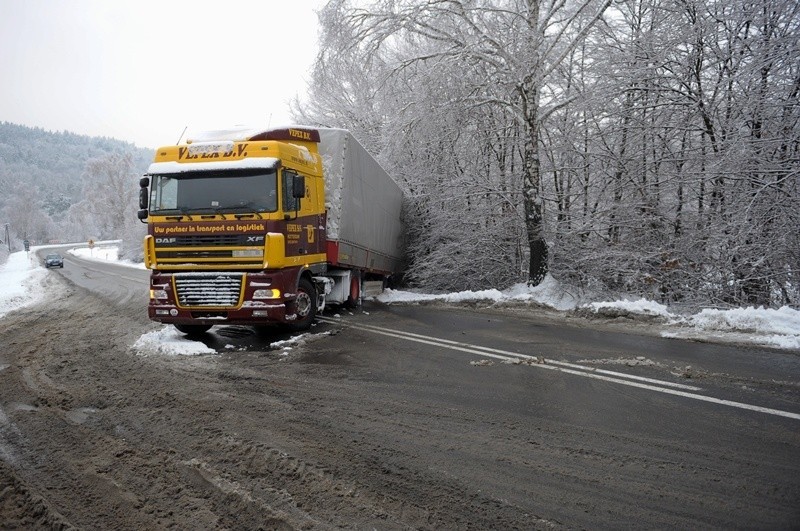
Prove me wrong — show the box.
[0,122,150,257]
[294,0,800,310]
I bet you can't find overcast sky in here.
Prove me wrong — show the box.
[0,0,325,149]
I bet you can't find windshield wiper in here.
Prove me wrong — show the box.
[186,207,229,220]
[223,203,267,220]
[158,207,194,221]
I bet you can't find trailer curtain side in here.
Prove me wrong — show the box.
[318,129,404,274]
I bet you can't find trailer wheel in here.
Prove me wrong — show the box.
[345,274,361,309]
[174,324,212,337]
[287,277,316,331]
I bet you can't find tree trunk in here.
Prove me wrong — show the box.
[523,107,548,286]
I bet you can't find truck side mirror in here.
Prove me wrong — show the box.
[292,175,306,199]
[139,187,149,210]
[138,176,150,222]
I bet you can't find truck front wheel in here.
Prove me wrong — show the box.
[287,277,316,331]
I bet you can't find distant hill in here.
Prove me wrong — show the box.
[0,121,152,218]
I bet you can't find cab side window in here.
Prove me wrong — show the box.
[282,170,300,212]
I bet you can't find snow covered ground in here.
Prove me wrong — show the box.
[375,284,800,350]
[2,244,799,355]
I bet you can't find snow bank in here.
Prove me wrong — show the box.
[132,327,216,356]
[379,276,800,350]
[671,307,800,350]
[585,298,674,318]
[504,276,581,311]
[69,243,146,269]
[0,251,48,318]
[378,275,579,311]
[688,306,800,335]
[71,246,120,262]
[583,298,800,350]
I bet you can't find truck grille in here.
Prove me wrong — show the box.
[159,250,234,259]
[159,235,253,246]
[174,273,243,308]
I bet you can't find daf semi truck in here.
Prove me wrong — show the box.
[137,126,404,335]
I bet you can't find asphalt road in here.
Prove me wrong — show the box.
[54,246,151,306]
[11,246,799,528]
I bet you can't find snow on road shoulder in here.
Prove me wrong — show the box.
[378,275,579,311]
[582,297,800,349]
[69,242,146,269]
[585,298,674,318]
[378,277,800,350]
[664,306,800,350]
[0,251,49,319]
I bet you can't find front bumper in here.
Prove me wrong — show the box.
[147,269,300,326]
[148,301,289,326]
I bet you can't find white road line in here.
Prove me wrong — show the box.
[541,359,702,390]
[317,317,800,421]
[320,317,701,390]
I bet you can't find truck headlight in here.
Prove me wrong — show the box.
[253,289,281,299]
[150,289,168,300]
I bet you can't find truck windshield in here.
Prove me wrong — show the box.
[148,169,278,214]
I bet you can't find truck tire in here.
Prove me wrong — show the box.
[345,274,361,309]
[287,277,316,331]
[174,324,212,337]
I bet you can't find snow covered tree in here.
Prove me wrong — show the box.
[68,152,145,259]
[345,0,612,285]
[80,153,137,238]
[302,0,799,306]
[299,0,612,288]
[2,182,53,245]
